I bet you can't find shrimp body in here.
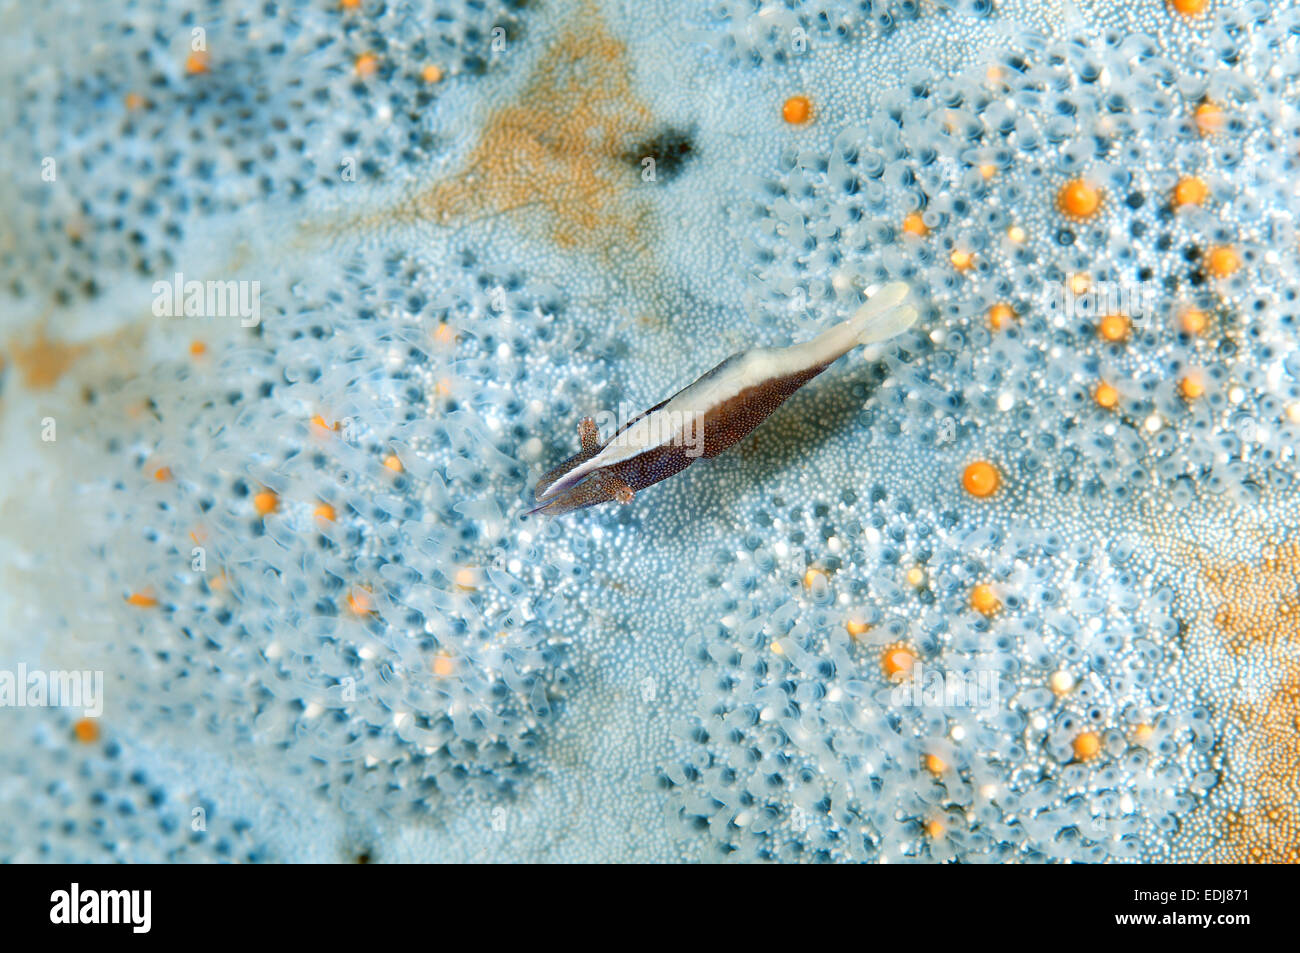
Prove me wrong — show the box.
[529,282,918,516]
